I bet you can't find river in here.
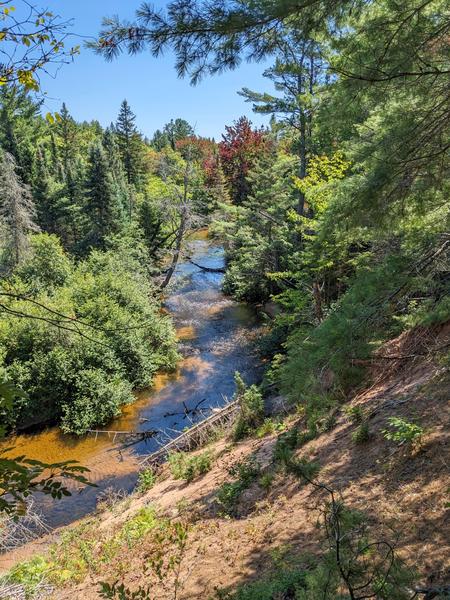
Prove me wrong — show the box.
[0,233,262,531]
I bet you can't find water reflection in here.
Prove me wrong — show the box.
[0,237,262,528]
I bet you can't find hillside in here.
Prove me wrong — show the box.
[2,322,448,599]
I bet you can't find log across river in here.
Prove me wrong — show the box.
[0,232,262,531]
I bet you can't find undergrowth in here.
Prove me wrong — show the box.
[168,449,214,482]
[217,458,261,516]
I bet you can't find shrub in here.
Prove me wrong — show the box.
[61,371,133,434]
[216,569,306,599]
[0,241,178,434]
[120,507,158,548]
[285,456,321,481]
[343,404,365,425]
[351,421,371,444]
[273,427,302,464]
[136,469,157,494]
[382,417,424,447]
[259,473,275,490]
[280,253,417,400]
[7,555,51,596]
[217,459,260,516]
[255,418,286,438]
[168,450,213,482]
[233,372,264,441]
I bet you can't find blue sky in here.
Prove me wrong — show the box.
[38,0,274,140]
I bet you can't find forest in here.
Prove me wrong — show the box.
[0,0,448,598]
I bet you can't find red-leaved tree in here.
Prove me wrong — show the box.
[219,117,269,204]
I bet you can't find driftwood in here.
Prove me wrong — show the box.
[0,581,53,600]
[163,398,206,418]
[189,259,225,273]
[0,499,50,553]
[86,428,158,444]
[140,399,240,468]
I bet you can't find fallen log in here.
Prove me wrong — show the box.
[140,399,240,468]
[189,259,225,273]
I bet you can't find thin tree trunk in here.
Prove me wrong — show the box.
[160,210,187,289]
[160,164,190,289]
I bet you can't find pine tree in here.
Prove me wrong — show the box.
[33,145,56,232]
[83,143,124,250]
[49,131,63,180]
[0,152,39,269]
[239,34,323,216]
[56,102,78,177]
[115,99,144,188]
[0,86,43,184]
[102,127,131,217]
[163,118,194,150]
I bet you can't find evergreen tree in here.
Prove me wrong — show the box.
[163,118,194,150]
[102,127,131,217]
[0,86,43,183]
[240,33,324,216]
[49,130,64,180]
[55,102,78,178]
[115,99,144,188]
[151,128,169,151]
[33,145,59,233]
[83,143,124,250]
[0,152,39,269]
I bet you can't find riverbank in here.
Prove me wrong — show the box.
[0,234,264,530]
[1,323,448,595]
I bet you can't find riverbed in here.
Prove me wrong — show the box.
[0,234,262,531]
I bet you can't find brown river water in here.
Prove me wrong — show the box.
[0,233,262,533]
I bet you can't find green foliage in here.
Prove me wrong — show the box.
[115,100,145,188]
[0,238,178,434]
[216,568,306,599]
[343,405,365,425]
[273,427,303,463]
[382,417,424,447]
[5,555,50,597]
[18,233,72,290]
[255,418,286,438]
[216,458,260,516]
[0,450,92,516]
[232,372,264,441]
[136,469,157,494]
[99,519,189,600]
[168,450,213,482]
[99,581,152,600]
[258,472,275,491]
[120,507,158,548]
[351,421,371,444]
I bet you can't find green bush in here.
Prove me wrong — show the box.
[280,253,421,401]
[382,417,424,446]
[233,372,264,441]
[273,427,302,464]
[343,404,365,425]
[352,421,371,444]
[258,472,275,490]
[6,555,51,597]
[216,459,260,516]
[216,569,306,599]
[168,450,213,482]
[136,469,157,493]
[255,418,286,438]
[120,507,158,548]
[61,371,133,434]
[0,239,178,434]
